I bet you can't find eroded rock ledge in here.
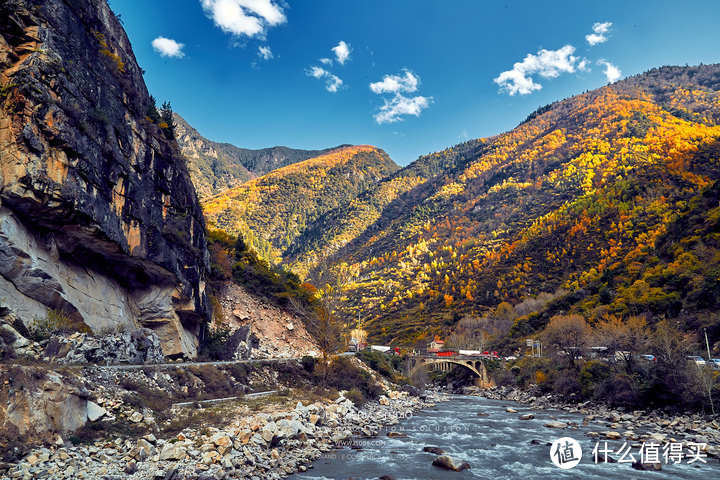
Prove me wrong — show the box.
[0,0,209,356]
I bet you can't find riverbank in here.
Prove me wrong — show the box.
[290,394,720,479]
[4,387,446,479]
[469,385,720,459]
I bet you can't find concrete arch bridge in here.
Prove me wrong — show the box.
[409,355,492,387]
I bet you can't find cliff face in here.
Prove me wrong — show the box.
[0,0,210,357]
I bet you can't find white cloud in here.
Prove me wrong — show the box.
[152,37,185,58]
[319,57,333,65]
[374,94,432,124]
[586,21,612,46]
[258,45,273,60]
[200,0,286,38]
[306,66,343,93]
[577,58,590,72]
[370,69,432,124]
[331,40,351,65]
[493,45,580,95]
[369,69,419,94]
[598,59,621,82]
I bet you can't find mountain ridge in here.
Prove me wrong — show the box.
[174,113,351,199]
[202,145,400,264]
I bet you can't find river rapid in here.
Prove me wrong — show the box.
[290,395,718,480]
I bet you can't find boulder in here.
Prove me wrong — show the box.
[632,460,662,471]
[423,447,445,455]
[2,368,89,440]
[135,439,155,460]
[211,433,232,449]
[544,421,568,429]
[261,422,277,443]
[128,412,144,423]
[432,455,470,472]
[159,443,187,461]
[86,401,107,422]
[276,419,304,439]
[519,414,535,420]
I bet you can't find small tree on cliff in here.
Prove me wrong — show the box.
[159,101,176,140]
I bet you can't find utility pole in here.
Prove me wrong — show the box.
[703,328,715,416]
[705,328,712,362]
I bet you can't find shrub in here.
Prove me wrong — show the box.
[28,309,88,341]
[345,388,366,407]
[199,325,232,360]
[356,349,401,381]
[553,373,582,397]
[227,363,249,383]
[188,365,235,398]
[595,373,639,408]
[118,376,173,411]
[326,356,383,400]
[301,355,317,373]
[579,360,611,399]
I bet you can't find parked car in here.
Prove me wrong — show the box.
[640,354,656,362]
[710,358,720,369]
[687,355,706,366]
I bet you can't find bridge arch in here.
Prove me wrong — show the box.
[410,356,490,385]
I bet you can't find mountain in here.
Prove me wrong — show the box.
[291,65,720,344]
[0,0,209,357]
[174,113,348,199]
[202,145,399,264]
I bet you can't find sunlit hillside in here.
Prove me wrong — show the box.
[202,145,399,263]
[296,65,720,344]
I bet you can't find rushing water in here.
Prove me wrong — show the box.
[291,395,718,480]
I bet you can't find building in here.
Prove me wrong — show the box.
[428,336,445,353]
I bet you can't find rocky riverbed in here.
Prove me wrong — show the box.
[472,385,720,459]
[290,394,719,479]
[3,389,445,480]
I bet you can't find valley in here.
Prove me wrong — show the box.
[1,0,720,479]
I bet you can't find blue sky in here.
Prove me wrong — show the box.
[112,0,720,166]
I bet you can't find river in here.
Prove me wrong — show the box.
[290,395,718,480]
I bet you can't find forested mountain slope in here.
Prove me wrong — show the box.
[307,64,720,344]
[174,113,346,199]
[202,145,399,263]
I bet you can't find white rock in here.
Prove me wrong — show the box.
[128,411,143,423]
[86,401,107,422]
[159,442,186,461]
[261,423,277,443]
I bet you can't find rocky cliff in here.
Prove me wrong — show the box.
[0,0,209,357]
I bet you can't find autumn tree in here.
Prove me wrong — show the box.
[594,314,650,372]
[542,314,591,368]
[308,304,344,384]
[446,315,488,350]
